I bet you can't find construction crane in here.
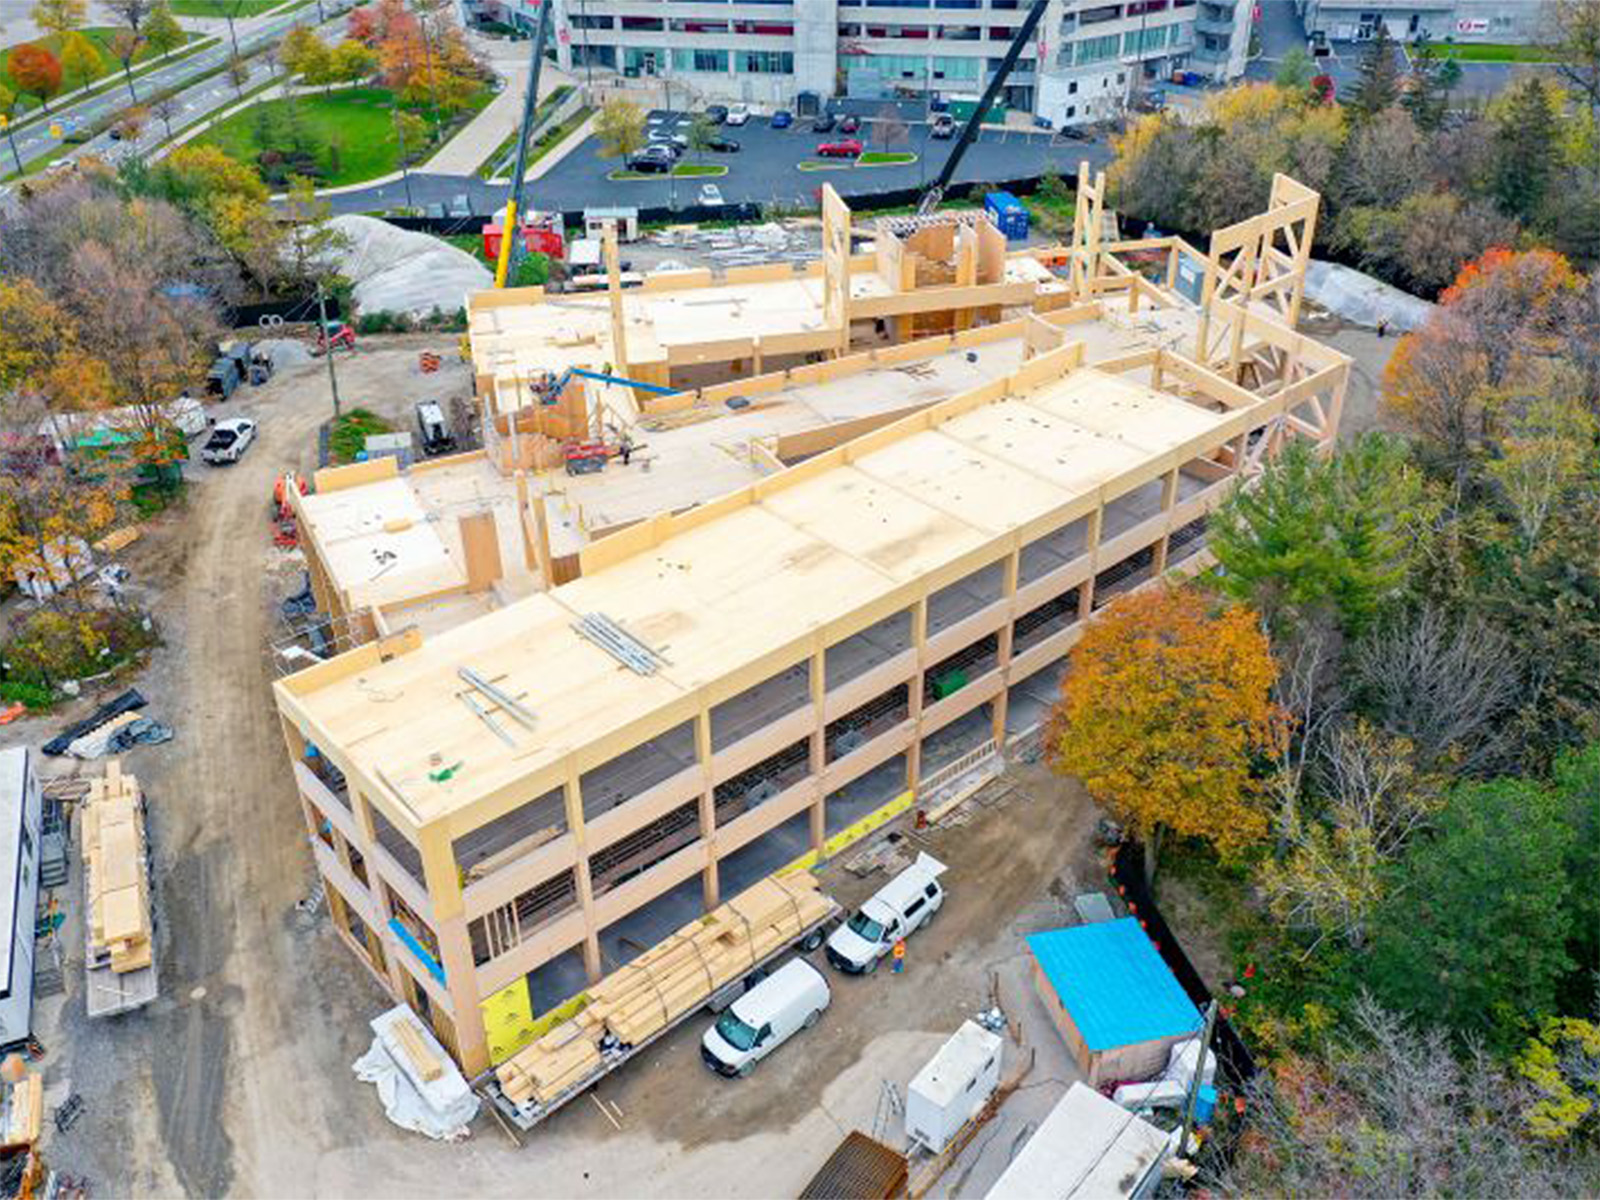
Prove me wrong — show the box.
[916,0,1050,216]
[533,366,679,404]
[492,0,555,288]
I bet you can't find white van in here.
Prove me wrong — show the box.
[825,852,947,974]
[700,959,830,1077]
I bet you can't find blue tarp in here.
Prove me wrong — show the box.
[1027,917,1202,1051]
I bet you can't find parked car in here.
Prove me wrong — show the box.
[725,103,751,126]
[701,959,830,1077]
[1057,124,1094,141]
[770,109,794,129]
[812,112,836,132]
[648,129,689,152]
[825,853,946,973]
[201,417,257,466]
[816,138,863,158]
[931,113,956,139]
[705,135,741,153]
[698,183,724,206]
[838,114,861,134]
[627,150,673,174]
[705,104,729,124]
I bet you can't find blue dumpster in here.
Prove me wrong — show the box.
[984,191,1030,241]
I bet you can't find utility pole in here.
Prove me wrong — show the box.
[392,104,416,209]
[493,0,553,288]
[1177,1000,1219,1160]
[1,117,20,175]
[317,283,343,419]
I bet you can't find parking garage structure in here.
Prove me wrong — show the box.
[273,328,1344,1075]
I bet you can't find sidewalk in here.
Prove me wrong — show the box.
[423,50,575,176]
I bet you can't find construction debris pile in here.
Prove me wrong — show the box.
[646,220,821,269]
[496,873,832,1108]
[82,762,152,975]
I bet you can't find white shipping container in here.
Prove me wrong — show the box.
[905,1020,1002,1154]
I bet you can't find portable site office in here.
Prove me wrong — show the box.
[0,749,42,1051]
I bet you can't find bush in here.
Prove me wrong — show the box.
[0,680,55,710]
[3,607,157,690]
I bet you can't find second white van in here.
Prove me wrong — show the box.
[700,959,830,1077]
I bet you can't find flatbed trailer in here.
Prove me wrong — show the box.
[475,899,840,1142]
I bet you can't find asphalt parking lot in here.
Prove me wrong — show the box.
[528,108,1112,211]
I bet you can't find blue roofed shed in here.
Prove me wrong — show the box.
[1026,917,1202,1087]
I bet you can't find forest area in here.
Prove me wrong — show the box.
[1049,241,1600,1195]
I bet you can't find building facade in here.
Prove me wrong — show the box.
[1297,0,1545,44]
[473,0,1254,124]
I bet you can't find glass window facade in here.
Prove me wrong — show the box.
[737,49,795,73]
[1074,33,1121,64]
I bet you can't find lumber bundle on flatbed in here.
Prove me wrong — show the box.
[494,873,831,1106]
[82,761,153,974]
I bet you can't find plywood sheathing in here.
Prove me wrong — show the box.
[82,761,153,974]
[459,511,503,594]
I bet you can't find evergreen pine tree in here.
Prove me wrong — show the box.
[1493,77,1558,223]
[1400,32,1448,131]
[1350,23,1402,121]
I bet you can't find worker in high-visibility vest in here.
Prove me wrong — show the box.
[891,938,907,974]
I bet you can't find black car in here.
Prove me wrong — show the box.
[838,114,861,134]
[1058,125,1094,141]
[812,112,836,132]
[705,104,728,124]
[627,151,673,174]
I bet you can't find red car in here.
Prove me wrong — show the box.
[816,138,863,158]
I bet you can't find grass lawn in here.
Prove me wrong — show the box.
[0,26,198,114]
[607,162,726,181]
[796,159,854,171]
[858,151,916,165]
[329,408,394,463]
[194,86,469,188]
[166,0,291,15]
[1435,42,1557,63]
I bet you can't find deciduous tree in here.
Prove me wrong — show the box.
[1352,605,1521,772]
[595,97,645,161]
[1049,587,1283,883]
[1366,773,1574,1047]
[329,39,377,86]
[8,44,63,113]
[143,4,184,59]
[1517,1016,1600,1144]
[1543,0,1600,118]
[59,30,102,92]
[1258,721,1443,952]
[30,0,86,38]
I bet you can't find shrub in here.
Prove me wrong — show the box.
[0,680,55,710]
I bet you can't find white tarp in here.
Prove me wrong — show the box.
[324,215,491,318]
[1305,259,1435,333]
[353,1005,479,1141]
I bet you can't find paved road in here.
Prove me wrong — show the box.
[326,113,1112,216]
[4,1,352,172]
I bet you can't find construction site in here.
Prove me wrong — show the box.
[268,172,1350,1090]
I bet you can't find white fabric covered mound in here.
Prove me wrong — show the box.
[325,214,491,317]
[1305,259,1435,333]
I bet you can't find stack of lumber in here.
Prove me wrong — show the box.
[0,1074,42,1151]
[495,873,832,1108]
[82,761,152,974]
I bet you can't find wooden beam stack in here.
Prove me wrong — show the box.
[82,761,152,974]
[494,873,832,1108]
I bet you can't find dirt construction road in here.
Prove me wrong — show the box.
[20,338,1106,1198]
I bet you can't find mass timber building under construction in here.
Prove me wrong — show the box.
[272,179,1348,1074]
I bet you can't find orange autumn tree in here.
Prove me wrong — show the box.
[1049,587,1284,884]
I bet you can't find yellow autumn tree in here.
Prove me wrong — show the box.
[1049,586,1283,883]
